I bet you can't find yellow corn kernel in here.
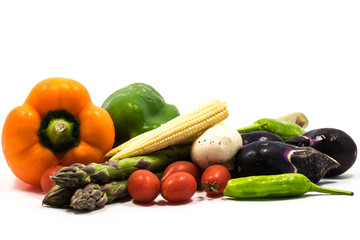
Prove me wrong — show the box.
[107,98,229,161]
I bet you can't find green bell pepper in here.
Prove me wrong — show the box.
[102,83,180,146]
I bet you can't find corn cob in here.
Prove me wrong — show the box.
[106,98,229,161]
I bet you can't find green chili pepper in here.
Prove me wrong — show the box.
[223,173,354,199]
[277,112,309,129]
[237,118,305,141]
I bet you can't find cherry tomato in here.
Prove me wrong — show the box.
[127,170,160,203]
[40,165,63,193]
[161,172,197,203]
[161,161,201,184]
[201,164,231,196]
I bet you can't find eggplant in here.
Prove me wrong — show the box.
[286,128,357,177]
[241,131,284,145]
[233,141,339,183]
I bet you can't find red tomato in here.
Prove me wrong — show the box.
[161,172,197,203]
[201,164,231,196]
[161,161,201,184]
[40,165,63,193]
[127,170,160,203]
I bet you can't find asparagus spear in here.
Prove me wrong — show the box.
[70,181,128,211]
[42,181,128,210]
[42,185,75,207]
[44,172,163,211]
[51,144,190,189]
[70,171,164,211]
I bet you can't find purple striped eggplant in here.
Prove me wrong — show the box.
[286,128,357,177]
[233,141,339,183]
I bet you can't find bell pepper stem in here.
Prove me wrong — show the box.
[55,121,67,133]
[46,119,72,146]
[38,110,80,154]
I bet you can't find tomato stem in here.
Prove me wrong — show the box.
[201,182,219,193]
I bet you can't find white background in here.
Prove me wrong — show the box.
[1,1,359,240]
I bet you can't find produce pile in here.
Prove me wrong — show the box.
[1,77,357,211]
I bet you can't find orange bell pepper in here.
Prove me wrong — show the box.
[2,77,115,186]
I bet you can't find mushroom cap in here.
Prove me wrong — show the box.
[190,124,242,169]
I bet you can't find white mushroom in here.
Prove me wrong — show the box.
[190,123,243,169]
